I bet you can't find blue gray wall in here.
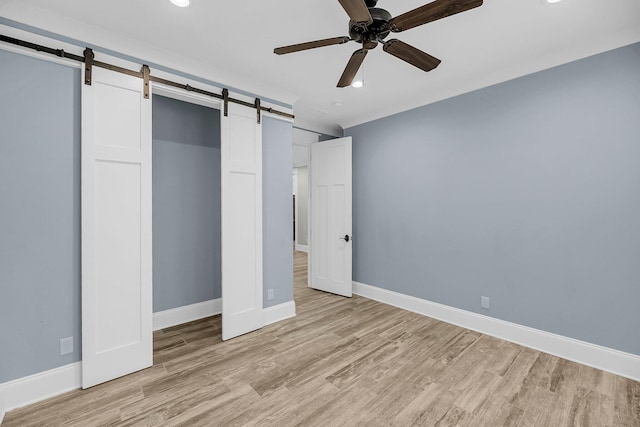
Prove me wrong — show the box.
[152,95,221,312]
[263,117,294,307]
[346,42,640,355]
[0,50,81,382]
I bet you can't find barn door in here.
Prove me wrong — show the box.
[220,102,264,340]
[81,66,153,388]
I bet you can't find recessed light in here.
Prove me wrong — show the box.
[332,101,343,107]
[543,0,562,4]
[351,80,363,88]
[170,0,190,7]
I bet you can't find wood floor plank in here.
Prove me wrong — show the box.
[578,365,616,396]
[548,358,581,396]
[454,370,503,413]
[492,347,539,405]
[566,386,604,427]
[435,405,473,427]
[325,332,422,389]
[394,382,449,426]
[4,250,639,427]
[615,375,640,423]
[470,398,524,427]
[517,387,554,427]
[510,352,553,409]
[119,379,231,426]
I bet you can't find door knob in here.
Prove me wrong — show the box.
[339,234,352,242]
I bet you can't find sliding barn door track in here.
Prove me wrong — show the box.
[0,34,294,122]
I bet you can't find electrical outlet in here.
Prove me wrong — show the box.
[267,289,274,301]
[481,296,490,310]
[60,337,73,356]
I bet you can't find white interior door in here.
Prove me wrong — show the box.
[81,67,152,388]
[220,102,263,340]
[310,137,353,297]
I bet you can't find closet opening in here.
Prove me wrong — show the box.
[151,93,222,357]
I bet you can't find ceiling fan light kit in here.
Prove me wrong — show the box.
[274,0,483,88]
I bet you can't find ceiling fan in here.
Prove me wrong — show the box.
[274,0,483,87]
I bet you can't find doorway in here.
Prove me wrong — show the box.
[293,166,309,253]
[151,94,221,334]
[292,128,316,290]
[291,131,353,299]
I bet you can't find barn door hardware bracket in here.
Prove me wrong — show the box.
[255,98,261,124]
[223,89,229,117]
[142,65,150,99]
[83,48,94,85]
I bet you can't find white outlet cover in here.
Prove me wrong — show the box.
[481,296,490,309]
[60,337,74,355]
[267,289,274,300]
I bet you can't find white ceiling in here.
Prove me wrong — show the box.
[2,0,640,134]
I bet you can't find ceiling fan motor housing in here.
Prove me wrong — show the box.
[349,7,392,49]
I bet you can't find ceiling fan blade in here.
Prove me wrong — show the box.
[337,49,368,88]
[274,36,351,55]
[338,0,373,26]
[383,39,441,72]
[389,0,483,33]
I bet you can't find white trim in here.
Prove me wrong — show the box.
[0,363,81,413]
[153,299,222,331]
[353,281,640,382]
[295,244,309,253]
[263,301,296,327]
[0,42,82,69]
[152,84,222,110]
[0,387,5,425]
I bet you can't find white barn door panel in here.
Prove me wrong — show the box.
[221,103,263,340]
[81,67,152,388]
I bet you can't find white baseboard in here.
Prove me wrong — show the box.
[353,282,640,382]
[0,362,81,414]
[295,244,309,253]
[263,300,296,326]
[1,387,5,425]
[153,298,222,331]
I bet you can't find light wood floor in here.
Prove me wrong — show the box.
[4,251,640,426]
